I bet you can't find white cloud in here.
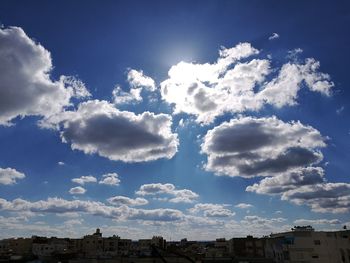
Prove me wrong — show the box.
[69,186,86,195]
[160,43,333,124]
[188,203,235,217]
[127,208,183,221]
[169,189,199,204]
[99,173,120,186]
[268,33,279,40]
[0,26,90,126]
[136,183,175,195]
[55,212,80,218]
[46,100,178,162]
[0,216,65,238]
[127,69,156,91]
[60,75,91,98]
[246,167,325,194]
[0,167,25,185]
[247,167,350,214]
[202,116,326,177]
[281,183,350,213]
[242,215,286,226]
[71,175,97,185]
[112,86,142,104]
[58,161,65,166]
[0,197,184,222]
[63,218,84,226]
[112,69,156,105]
[287,48,303,59]
[178,118,185,127]
[136,183,199,203]
[294,218,341,225]
[0,197,120,218]
[183,215,225,227]
[235,203,253,209]
[257,58,333,106]
[107,196,148,206]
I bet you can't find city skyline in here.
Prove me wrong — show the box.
[0,0,349,240]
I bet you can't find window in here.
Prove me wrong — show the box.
[314,240,321,245]
[312,254,319,259]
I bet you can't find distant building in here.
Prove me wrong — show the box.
[82,229,104,257]
[32,237,68,259]
[0,226,349,262]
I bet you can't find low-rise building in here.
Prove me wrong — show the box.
[266,226,350,263]
[32,237,68,259]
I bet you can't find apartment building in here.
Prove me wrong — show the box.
[266,226,350,263]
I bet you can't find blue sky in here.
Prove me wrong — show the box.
[0,0,349,240]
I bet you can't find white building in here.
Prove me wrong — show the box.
[266,226,350,263]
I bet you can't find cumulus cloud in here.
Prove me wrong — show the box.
[112,86,142,105]
[127,69,156,91]
[257,58,333,106]
[287,48,303,60]
[69,186,86,195]
[160,43,333,124]
[268,33,280,40]
[71,175,97,185]
[112,69,156,105]
[136,183,199,203]
[201,116,350,214]
[168,189,199,203]
[281,183,350,213]
[188,203,235,217]
[246,167,325,194]
[0,197,121,218]
[0,197,183,222]
[0,26,90,126]
[127,208,183,221]
[46,100,178,162]
[107,196,148,206]
[235,203,253,209]
[247,167,350,213]
[136,183,175,195]
[202,116,326,177]
[99,173,120,186]
[63,218,84,226]
[0,167,25,185]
